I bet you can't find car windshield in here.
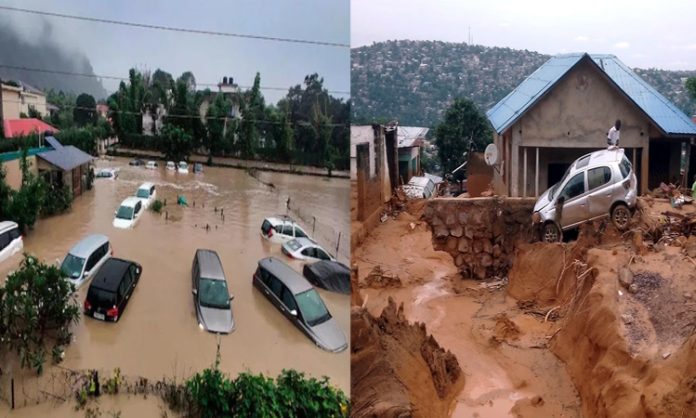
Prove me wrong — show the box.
[179,162,187,169]
[61,254,85,279]
[116,205,134,220]
[295,289,331,326]
[199,278,230,309]
[549,167,573,200]
[136,189,150,198]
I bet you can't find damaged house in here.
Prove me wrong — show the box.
[486,53,696,197]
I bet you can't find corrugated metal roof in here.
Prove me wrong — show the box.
[486,53,696,136]
[37,137,93,171]
[398,126,429,148]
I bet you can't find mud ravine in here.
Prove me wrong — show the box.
[0,157,350,414]
[352,196,696,418]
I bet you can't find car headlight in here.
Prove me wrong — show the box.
[532,212,541,224]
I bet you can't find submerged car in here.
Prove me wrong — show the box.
[302,260,350,295]
[135,182,157,209]
[178,161,189,174]
[532,148,638,242]
[129,159,144,166]
[402,176,436,199]
[260,216,310,244]
[166,161,176,171]
[84,258,141,322]
[191,249,234,333]
[194,162,204,174]
[113,197,144,229]
[281,237,334,262]
[145,161,158,170]
[253,257,347,352]
[60,234,111,289]
[96,168,119,179]
[0,221,23,266]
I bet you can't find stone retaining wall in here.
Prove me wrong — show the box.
[423,197,536,279]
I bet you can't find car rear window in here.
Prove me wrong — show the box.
[261,220,272,235]
[87,287,116,308]
[620,156,631,179]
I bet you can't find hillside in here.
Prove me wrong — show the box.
[351,40,696,128]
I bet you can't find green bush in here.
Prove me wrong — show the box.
[183,367,349,418]
[41,184,72,216]
[150,199,164,213]
[0,255,80,374]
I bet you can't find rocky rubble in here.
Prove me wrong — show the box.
[423,197,535,279]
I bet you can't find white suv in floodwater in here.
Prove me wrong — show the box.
[0,221,23,265]
[113,197,144,229]
[532,148,638,242]
[260,216,310,244]
[135,182,157,209]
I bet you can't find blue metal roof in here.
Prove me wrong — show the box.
[486,53,696,137]
[37,136,93,171]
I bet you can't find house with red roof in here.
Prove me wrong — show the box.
[3,118,59,138]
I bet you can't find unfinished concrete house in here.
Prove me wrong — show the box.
[350,124,398,247]
[486,53,696,197]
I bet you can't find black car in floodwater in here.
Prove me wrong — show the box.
[253,257,347,352]
[84,258,142,322]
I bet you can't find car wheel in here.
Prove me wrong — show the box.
[542,222,561,243]
[611,204,631,231]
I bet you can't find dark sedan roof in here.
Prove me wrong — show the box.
[90,258,132,292]
[258,257,312,294]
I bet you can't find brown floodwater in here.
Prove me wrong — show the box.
[1,157,349,412]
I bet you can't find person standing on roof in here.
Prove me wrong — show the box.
[607,119,621,148]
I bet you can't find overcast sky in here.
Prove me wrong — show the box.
[351,0,696,70]
[0,0,349,103]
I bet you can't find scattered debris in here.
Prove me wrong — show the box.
[362,265,402,288]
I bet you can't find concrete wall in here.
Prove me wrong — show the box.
[1,85,22,120]
[497,59,652,196]
[424,197,536,279]
[22,92,47,117]
[2,155,39,190]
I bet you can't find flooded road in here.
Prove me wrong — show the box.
[3,157,350,407]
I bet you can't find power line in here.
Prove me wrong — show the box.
[0,64,351,96]
[0,6,349,48]
[1,98,350,127]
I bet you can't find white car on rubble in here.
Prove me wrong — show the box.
[402,176,436,199]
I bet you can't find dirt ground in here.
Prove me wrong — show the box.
[352,201,581,418]
[352,196,696,418]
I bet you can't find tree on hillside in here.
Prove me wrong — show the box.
[73,93,97,126]
[435,98,493,176]
[687,77,696,100]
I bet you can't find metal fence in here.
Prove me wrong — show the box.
[287,200,349,264]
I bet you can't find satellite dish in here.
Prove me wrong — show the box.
[484,143,499,166]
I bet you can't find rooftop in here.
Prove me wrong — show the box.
[398,126,429,148]
[3,118,59,138]
[486,53,696,137]
[37,136,93,171]
[258,257,312,294]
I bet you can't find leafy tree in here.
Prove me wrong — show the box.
[687,77,696,100]
[159,123,193,162]
[0,160,12,219]
[73,93,97,126]
[435,98,493,176]
[206,93,232,158]
[4,148,46,231]
[27,106,42,119]
[0,255,80,374]
[239,73,265,159]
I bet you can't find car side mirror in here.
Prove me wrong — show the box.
[556,196,566,206]
[114,211,118,216]
[229,295,234,301]
[84,270,90,276]
[192,289,197,295]
[289,309,298,317]
[55,258,60,266]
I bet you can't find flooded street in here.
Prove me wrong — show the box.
[2,157,350,410]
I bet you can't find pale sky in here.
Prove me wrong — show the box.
[351,0,696,70]
[0,0,350,102]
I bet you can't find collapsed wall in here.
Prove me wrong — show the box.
[423,197,536,279]
[351,299,463,418]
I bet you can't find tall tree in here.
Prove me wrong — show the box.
[687,77,696,100]
[73,93,97,126]
[239,73,264,159]
[435,98,493,176]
